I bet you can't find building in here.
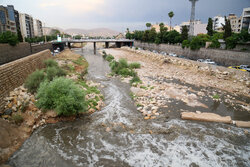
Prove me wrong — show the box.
[0,5,17,34]
[228,14,242,33]
[33,19,43,37]
[213,16,225,32]
[19,13,34,39]
[151,23,180,33]
[180,20,207,35]
[14,9,21,34]
[0,6,8,33]
[241,7,250,33]
[6,5,17,34]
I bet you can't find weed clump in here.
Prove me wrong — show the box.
[46,66,66,81]
[36,77,87,116]
[129,62,141,69]
[24,70,45,93]
[44,59,58,68]
[105,54,114,62]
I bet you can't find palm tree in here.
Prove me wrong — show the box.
[168,11,174,31]
[146,23,152,30]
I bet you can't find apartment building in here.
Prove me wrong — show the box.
[19,13,34,38]
[241,7,250,33]
[227,14,242,33]
[180,20,207,35]
[0,5,17,34]
[33,19,43,37]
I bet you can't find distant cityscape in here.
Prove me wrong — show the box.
[150,7,250,36]
[0,5,250,40]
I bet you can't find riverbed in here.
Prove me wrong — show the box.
[8,44,250,167]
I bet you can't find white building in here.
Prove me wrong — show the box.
[213,16,225,32]
[19,13,34,39]
[241,7,250,33]
[33,19,43,37]
[228,14,242,33]
[180,20,207,35]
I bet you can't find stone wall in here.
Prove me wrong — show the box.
[134,41,250,66]
[0,42,53,65]
[0,50,52,112]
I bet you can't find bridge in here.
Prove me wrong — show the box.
[52,39,134,54]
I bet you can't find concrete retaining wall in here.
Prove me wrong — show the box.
[134,41,250,66]
[0,42,53,65]
[0,50,52,112]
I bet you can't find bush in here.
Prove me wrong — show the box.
[129,62,141,69]
[46,67,66,81]
[44,59,58,68]
[0,31,19,46]
[118,58,129,68]
[130,75,141,84]
[36,77,87,116]
[182,40,190,49]
[25,70,45,93]
[105,54,114,62]
[190,36,203,50]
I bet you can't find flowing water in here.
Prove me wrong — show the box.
[8,45,250,167]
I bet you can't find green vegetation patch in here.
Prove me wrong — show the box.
[24,70,46,93]
[36,77,87,116]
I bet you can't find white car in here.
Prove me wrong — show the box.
[240,65,250,72]
[203,59,216,65]
[169,53,177,57]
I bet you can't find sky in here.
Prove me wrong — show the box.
[1,0,250,32]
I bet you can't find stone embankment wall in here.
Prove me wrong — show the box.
[0,42,53,65]
[0,50,52,112]
[134,41,250,66]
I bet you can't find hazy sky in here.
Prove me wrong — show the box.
[1,0,250,32]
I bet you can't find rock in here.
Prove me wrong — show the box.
[144,116,150,120]
[196,111,201,114]
[181,112,232,124]
[235,121,250,128]
[45,110,57,118]
[4,109,13,115]
[223,71,229,75]
[151,116,156,119]
[155,113,160,116]
[137,107,143,111]
[106,127,111,132]
[11,106,17,112]
[88,108,95,113]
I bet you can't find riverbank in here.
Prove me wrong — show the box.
[0,49,104,164]
[103,47,250,123]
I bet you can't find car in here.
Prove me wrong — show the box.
[54,49,59,53]
[228,66,247,72]
[240,65,250,72]
[169,53,177,57]
[203,59,216,65]
[197,59,204,62]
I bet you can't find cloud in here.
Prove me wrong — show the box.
[39,0,105,14]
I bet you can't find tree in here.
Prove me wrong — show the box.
[168,11,174,31]
[206,18,213,36]
[146,23,152,30]
[0,31,19,46]
[181,25,189,41]
[222,16,232,39]
[126,28,132,39]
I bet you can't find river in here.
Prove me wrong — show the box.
[8,44,250,167]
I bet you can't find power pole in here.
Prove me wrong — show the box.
[189,0,198,36]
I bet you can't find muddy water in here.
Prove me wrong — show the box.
[8,45,250,167]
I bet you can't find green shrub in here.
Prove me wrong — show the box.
[36,77,87,116]
[182,40,190,49]
[25,70,45,93]
[102,51,107,59]
[118,58,129,68]
[105,54,114,62]
[129,62,141,69]
[118,68,132,77]
[46,67,66,81]
[130,75,141,84]
[44,59,58,68]
[0,31,19,46]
